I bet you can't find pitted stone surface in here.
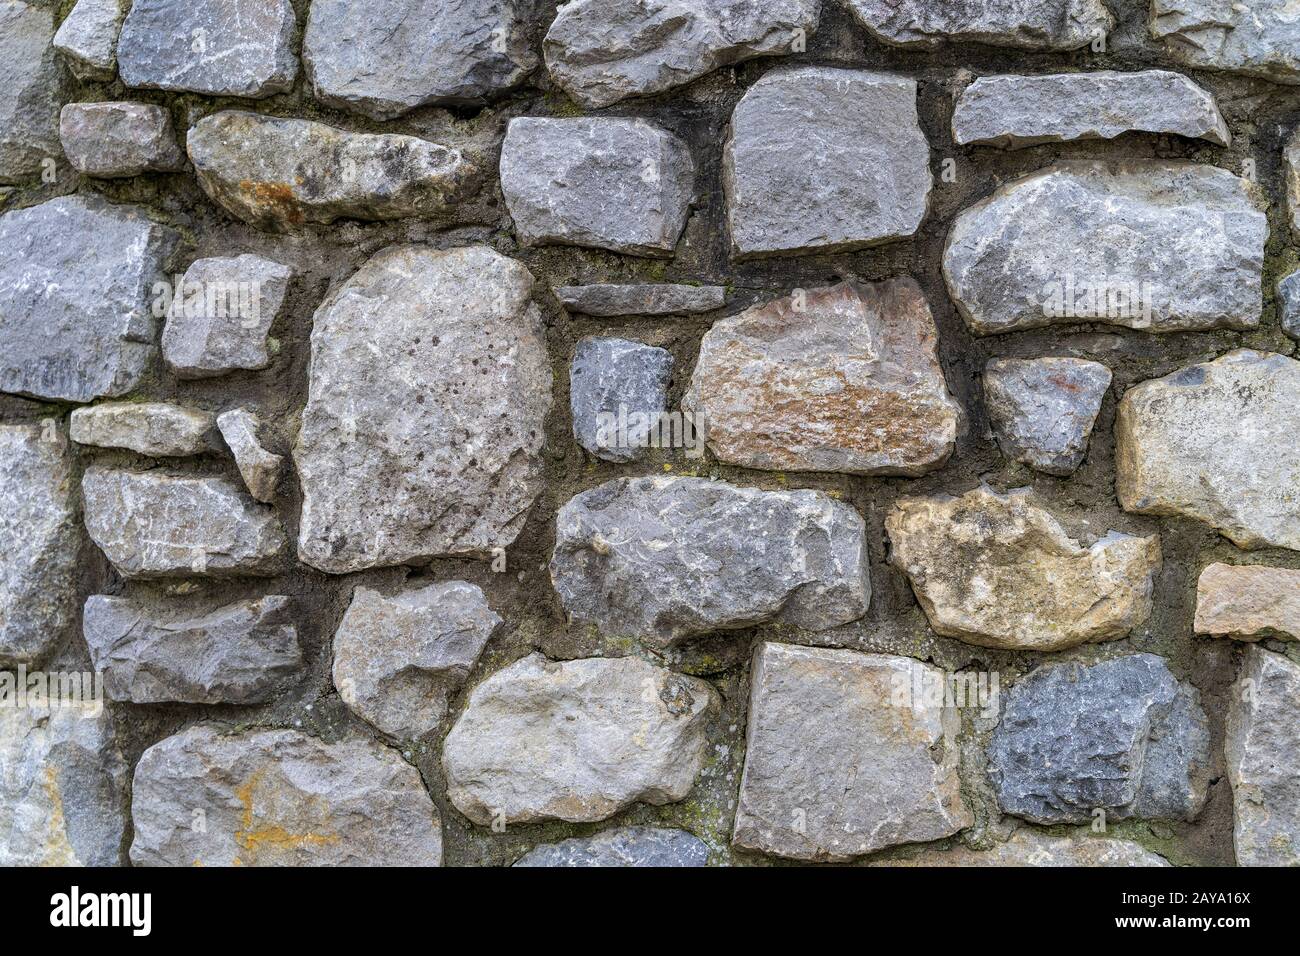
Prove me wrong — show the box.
[570,337,674,463]
[70,402,216,457]
[82,467,287,578]
[944,162,1266,335]
[684,278,960,476]
[59,102,184,178]
[879,830,1170,867]
[0,1,64,184]
[1227,647,1300,866]
[83,594,302,704]
[983,357,1111,476]
[724,67,929,258]
[848,0,1113,50]
[304,0,536,119]
[0,422,83,667]
[987,654,1210,825]
[1116,350,1300,552]
[217,409,282,503]
[1196,564,1300,642]
[117,0,298,98]
[332,581,501,739]
[544,0,821,109]
[188,112,480,230]
[733,643,972,862]
[500,117,694,257]
[953,70,1229,149]
[555,283,727,317]
[1151,0,1300,84]
[551,476,869,645]
[295,245,552,573]
[442,653,717,825]
[1277,268,1300,341]
[515,827,710,867]
[0,195,177,403]
[52,0,126,81]
[130,726,443,866]
[886,487,1161,652]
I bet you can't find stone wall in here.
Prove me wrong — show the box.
[1,0,1298,867]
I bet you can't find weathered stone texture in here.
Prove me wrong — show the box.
[217,409,282,503]
[0,1,64,184]
[1151,0,1300,84]
[52,0,126,81]
[848,0,1113,50]
[684,278,960,476]
[1195,564,1300,642]
[570,337,673,463]
[983,357,1111,476]
[515,827,710,867]
[70,402,216,457]
[555,283,727,317]
[1277,268,1300,341]
[59,101,184,178]
[879,830,1170,867]
[442,653,717,825]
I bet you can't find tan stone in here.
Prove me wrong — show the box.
[1194,563,1300,641]
[683,278,960,476]
[886,487,1161,651]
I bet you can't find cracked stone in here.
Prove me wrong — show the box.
[59,101,184,178]
[0,1,64,184]
[217,409,282,504]
[515,827,710,867]
[570,337,674,464]
[52,0,126,81]
[554,283,727,317]
[70,402,217,457]
[1151,0,1300,84]
[1194,564,1300,642]
[983,357,1111,476]
[848,0,1113,50]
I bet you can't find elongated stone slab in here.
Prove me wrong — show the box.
[70,402,216,457]
[878,830,1170,867]
[555,283,727,317]
[515,827,710,867]
[1194,564,1300,642]
[848,0,1112,50]
[1152,0,1300,84]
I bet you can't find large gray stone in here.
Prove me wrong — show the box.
[849,0,1113,50]
[570,337,674,463]
[188,112,481,231]
[550,476,869,645]
[983,357,1111,476]
[544,0,821,109]
[70,402,217,457]
[887,487,1160,652]
[0,699,128,866]
[1116,350,1300,552]
[0,195,177,403]
[944,162,1266,335]
[1226,646,1300,866]
[1151,0,1300,84]
[501,117,694,257]
[52,0,126,81]
[304,0,536,119]
[130,726,443,866]
[82,467,287,578]
[733,643,972,862]
[83,594,302,704]
[295,245,552,573]
[117,0,298,98]
[555,283,727,317]
[217,409,282,504]
[1195,564,1300,642]
[0,422,84,667]
[683,279,960,476]
[443,653,717,825]
[332,581,501,739]
[0,1,64,184]
[987,654,1210,824]
[725,67,929,258]
[515,827,710,867]
[59,102,184,178]
[953,70,1229,149]
[879,830,1170,867]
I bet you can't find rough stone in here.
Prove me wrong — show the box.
[1276,268,1300,341]
[0,1,64,184]
[515,827,710,867]
[724,67,929,258]
[879,830,1170,867]
[304,0,536,119]
[570,337,674,463]
[82,594,302,704]
[82,467,287,578]
[52,0,126,81]
[1195,564,1300,642]
[1116,350,1300,552]
[555,283,727,317]
[0,194,177,403]
[848,0,1113,50]
[70,402,216,457]
[130,726,443,866]
[59,102,183,178]
[953,70,1229,149]
[332,581,501,738]
[295,245,552,573]
[544,0,821,109]
[0,422,83,667]
[500,117,694,257]
[1226,646,1300,866]
[217,409,282,504]
[551,476,869,645]
[443,653,717,825]
[987,654,1210,824]
[187,111,480,231]
[117,0,298,98]
[944,162,1266,335]
[983,357,1111,476]
[683,278,960,476]
[1286,129,1300,243]
[733,643,971,862]
[0,700,128,866]
[886,486,1161,652]
[161,254,292,378]
[1151,0,1300,84]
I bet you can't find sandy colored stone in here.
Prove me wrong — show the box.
[70,402,216,457]
[1195,564,1300,642]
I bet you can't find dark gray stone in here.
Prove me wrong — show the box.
[984,357,1111,475]
[0,1,64,184]
[515,827,710,867]
[570,337,674,463]
[59,102,183,178]
[555,283,727,317]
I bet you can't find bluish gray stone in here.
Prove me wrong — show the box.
[514,827,710,867]
[984,357,1111,475]
[570,337,673,463]
[0,1,65,184]
[1277,269,1300,341]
